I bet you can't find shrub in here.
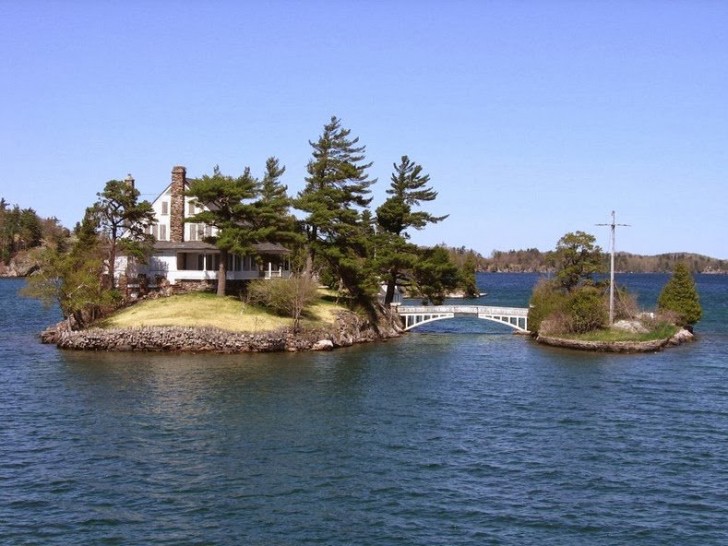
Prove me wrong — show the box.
[613,285,639,321]
[528,280,609,335]
[566,286,608,334]
[528,279,568,335]
[247,276,320,332]
[657,262,702,328]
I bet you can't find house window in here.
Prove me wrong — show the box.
[227,254,241,271]
[188,202,197,215]
[188,224,196,242]
[159,224,167,241]
[183,253,203,271]
[152,224,159,240]
[161,201,169,215]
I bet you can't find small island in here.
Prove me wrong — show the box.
[24,117,478,353]
[41,288,404,353]
[526,232,701,353]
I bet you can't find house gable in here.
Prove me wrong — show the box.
[146,166,214,243]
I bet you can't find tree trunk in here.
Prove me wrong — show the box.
[217,249,228,296]
[304,226,317,278]
[384,270,397,307]
[108,236,117,289]
[304,252,314,278]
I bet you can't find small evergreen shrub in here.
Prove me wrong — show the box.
[657,262,702,328]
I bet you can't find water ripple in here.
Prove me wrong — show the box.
[3,276,728,544]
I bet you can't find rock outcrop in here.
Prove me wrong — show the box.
[0,250,41,277]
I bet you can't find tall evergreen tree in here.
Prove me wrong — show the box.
[92,179,155,289]
[252,157,300,247]
[375,155,447,306]
[186,166,261,296]
[294,116,376,301]
[658,261,702,328]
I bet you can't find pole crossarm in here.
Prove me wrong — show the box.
[398,305,530,333]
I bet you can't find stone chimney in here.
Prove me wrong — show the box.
[124,173,135,190]
[170,166,186,243]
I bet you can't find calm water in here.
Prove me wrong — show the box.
[2,273,728,545]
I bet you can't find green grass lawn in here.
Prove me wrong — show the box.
[97,291,345,332]
[558,322,678,343]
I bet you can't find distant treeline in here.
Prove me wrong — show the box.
[0,197,69,265]
[443,246,728,274]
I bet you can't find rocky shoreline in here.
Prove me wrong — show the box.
[536,328,695,353]
[39,306,696,355]
[41,309,403,353]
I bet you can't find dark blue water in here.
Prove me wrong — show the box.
[2,274,728,545]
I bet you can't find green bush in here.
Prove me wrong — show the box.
[528,279,568,335]
[566,286,608,334]
[528,280,608,335]
[657,262,702,328]
[246,276,320,332]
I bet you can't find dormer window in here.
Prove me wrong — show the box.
[161,201,169,215]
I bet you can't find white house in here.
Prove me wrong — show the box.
[117,166,290,290]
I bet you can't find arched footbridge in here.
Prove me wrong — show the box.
[397,305,530,333]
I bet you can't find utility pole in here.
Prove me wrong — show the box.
[596,211,630,325]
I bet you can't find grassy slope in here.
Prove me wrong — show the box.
[97,292,344,333]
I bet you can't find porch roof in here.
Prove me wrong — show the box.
[153,241,290,255]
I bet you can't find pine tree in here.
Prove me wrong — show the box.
[252,157,300,247]
[186,166,261,296]
[294,116,376,301]
[658,262,702,328]
[375,155,447,306]
[92,179,155,289]
[551,231,604,292]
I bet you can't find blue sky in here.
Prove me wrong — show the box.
[1,0,726,258]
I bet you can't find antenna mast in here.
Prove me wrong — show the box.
[596,211,630,325]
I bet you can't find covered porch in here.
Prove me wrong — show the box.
[140,241,291,285]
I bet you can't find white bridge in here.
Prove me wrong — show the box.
[397,305,530,333]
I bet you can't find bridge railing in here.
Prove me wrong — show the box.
[400,305,529,317]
